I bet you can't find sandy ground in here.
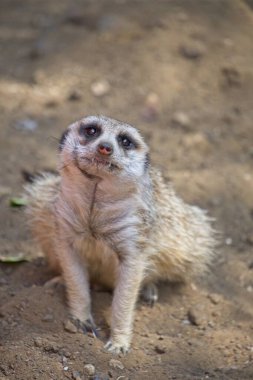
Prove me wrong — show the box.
[0,0,253,379]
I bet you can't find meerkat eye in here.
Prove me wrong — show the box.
[118,134,136,150]
[79,123,101,138]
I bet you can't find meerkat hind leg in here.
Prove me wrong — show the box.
[44,275,63,288]
[141,283,159,307]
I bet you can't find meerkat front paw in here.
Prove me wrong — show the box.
[104,339,130,355]
[70,316,98,337]
[141,283,158,307]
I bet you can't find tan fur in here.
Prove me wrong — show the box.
[25,115,216,354]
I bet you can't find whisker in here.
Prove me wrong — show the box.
[47,136,60,142]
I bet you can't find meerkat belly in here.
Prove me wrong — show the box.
[78,198,142,288]
[77,236,118,290]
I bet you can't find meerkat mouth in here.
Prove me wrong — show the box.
[78,156,120,172]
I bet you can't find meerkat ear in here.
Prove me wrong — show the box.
[59,129,70,151]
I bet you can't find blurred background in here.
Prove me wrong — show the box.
[0,1,253,379]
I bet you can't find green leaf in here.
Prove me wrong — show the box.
[0,252,29,263]
[9,197,28,207]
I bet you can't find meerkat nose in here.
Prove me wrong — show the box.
[98,142,113,156]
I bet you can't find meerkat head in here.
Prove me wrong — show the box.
[59,115,150,180]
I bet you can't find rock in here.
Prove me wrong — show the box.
[225,237,233,246]
[183,132,211,153]
[42,313,54,322]
[72,371,82,380]
[64,320,78,333]
[109,359,124,370]
[44,99,58,108]
[43,341,61,353]
[171,111,191,130]
[15,118,38,132]
[68,90,82,101]
[84,364,96,376]
[65,11,98,30]
[207,293,223,305]
[179,41,206,60]
[91,80,110,97]
[142,92,160,122]
[155,345,166,354]
[34,337,43,348]
[187,306,206,326]
[221,67,241,87]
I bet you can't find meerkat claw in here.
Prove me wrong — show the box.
[71,317,99,338]
[104,340,130,355]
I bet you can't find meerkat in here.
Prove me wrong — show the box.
[25,115,216,354]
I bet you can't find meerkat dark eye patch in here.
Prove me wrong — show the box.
[79,122,101,139]
[59,129,70,151]
[117,134,138,150]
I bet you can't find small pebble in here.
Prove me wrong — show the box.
[179,41,206,60]
[183,132,211,154]
[171,111,191,130]
[221,67,241,87]
[84,364,96,376]
[155,345,166,354]
[109,359,124,370]
[142,92,160,122]
[68,90,82,101]
[64,320,78,333]
[225,237,232,246]
[45,99,58,108]
[72,371,82,380]
[207,293,222,305]
[187,307,206,326]
[34,337,43,348]
[42,313,54,322]
[91,80,110,97]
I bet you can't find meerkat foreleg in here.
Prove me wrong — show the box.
[105,255,145,354]
[57,237,97,334]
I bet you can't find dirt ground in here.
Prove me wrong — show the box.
[0,0,253,379]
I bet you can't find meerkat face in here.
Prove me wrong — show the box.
[59,115,150,180]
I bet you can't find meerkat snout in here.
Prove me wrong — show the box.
[97,142,113,156]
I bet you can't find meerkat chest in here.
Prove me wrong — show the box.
[90,197,139,237]
[60,177,144,247]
